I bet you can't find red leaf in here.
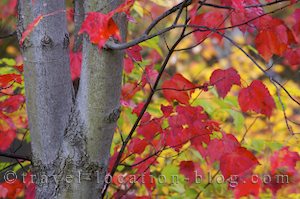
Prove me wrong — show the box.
[132,102,145,116]
[220,147,259,179]
[284,48,300,70]
[255,29,287,61]
[206,133,240,164]
[148,50,162,64]
[108,147,119,173]
[14,64,24,73]
[234,177,262,199]
[0,185,7,199]
[137,118,161,140]
[0,180,24,199]
[24,172,35,199]
[0,112,16,130]
[70,51,82,80]
[270,147,300,176]
[162,74,195,105]
[141,65,158,86]
[190,12,224,42]
[128,138,148,154]
[227,0,263,32]
[115,0,135,19]
[133,156,158,174]
[292,9,300,36]
[238,80,276,117]
[124,57,134,74]
[163,128,184,151]
[263,174,288,195]
[0,0,17,19]
[144,170,155,194]
[126,45,142,62]
[0,74,22,88]
[179,161,203,184]
[255,17,294,61]
[160,104,173,117]
[20,15,44,46]
[210,67,241,98]
[0,95,25,113]
[121,82,140,103]
[79,12,120,49]
[0,130,16,151]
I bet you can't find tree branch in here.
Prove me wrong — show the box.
[0,152,31,161]
[73,0,84,52]
[0,31,16,39]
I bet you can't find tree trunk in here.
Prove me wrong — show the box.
[17,0,126,198]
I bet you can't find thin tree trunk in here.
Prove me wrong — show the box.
[17,0,126,198]
[73,0,84,52]
[17,0,74,198]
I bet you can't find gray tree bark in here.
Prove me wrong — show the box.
[17,0,126,198]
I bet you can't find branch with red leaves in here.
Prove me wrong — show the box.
[101,3,193,196]
[105,0,296,50]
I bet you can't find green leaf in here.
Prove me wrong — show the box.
[192,99,215,115]
[170,182,185,193]
[266,141,283,151]
[227,109,244,131]
[140,37,163,56]
[161,164,179,184]
[249,139,265,152]
[184,188,198,198]
[1,58,16,66]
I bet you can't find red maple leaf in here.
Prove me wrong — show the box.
[0,180,24,199]
[226,0,263,32]
[255,16,295,61]
[79,0,134,49]
[137,118,161,140]
[162,74,195,105]
[292,9,300,37]
[70,51,82,80]
[220,147,259,179]
[24,172,36,199]
[210,67,241,98]
[233,177,262,199]
[141,65,158,86]
[126,45,142,62]
[160,104,173,117]
[270,147,300,176]
[0,74,22,88]
[128,138,148,154]
[124,57,134,74]
[206,133,240,164]
[0,0,17,19]
[79,12,120,49]
[0,130,16,151]
[179,161,203,184]
[133,156,158,174]
[238,80,276,117]
[121,82,140,104]
[190,11,225,43]
[0,95,25,113]
[284,48,300,71]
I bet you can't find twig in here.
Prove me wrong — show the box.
[0,31,16,39]
[0,152,31,162]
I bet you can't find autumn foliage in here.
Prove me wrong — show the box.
[1,0,300,198]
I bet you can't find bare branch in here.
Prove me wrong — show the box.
[0,31,16,39]
[0,152,31,162]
